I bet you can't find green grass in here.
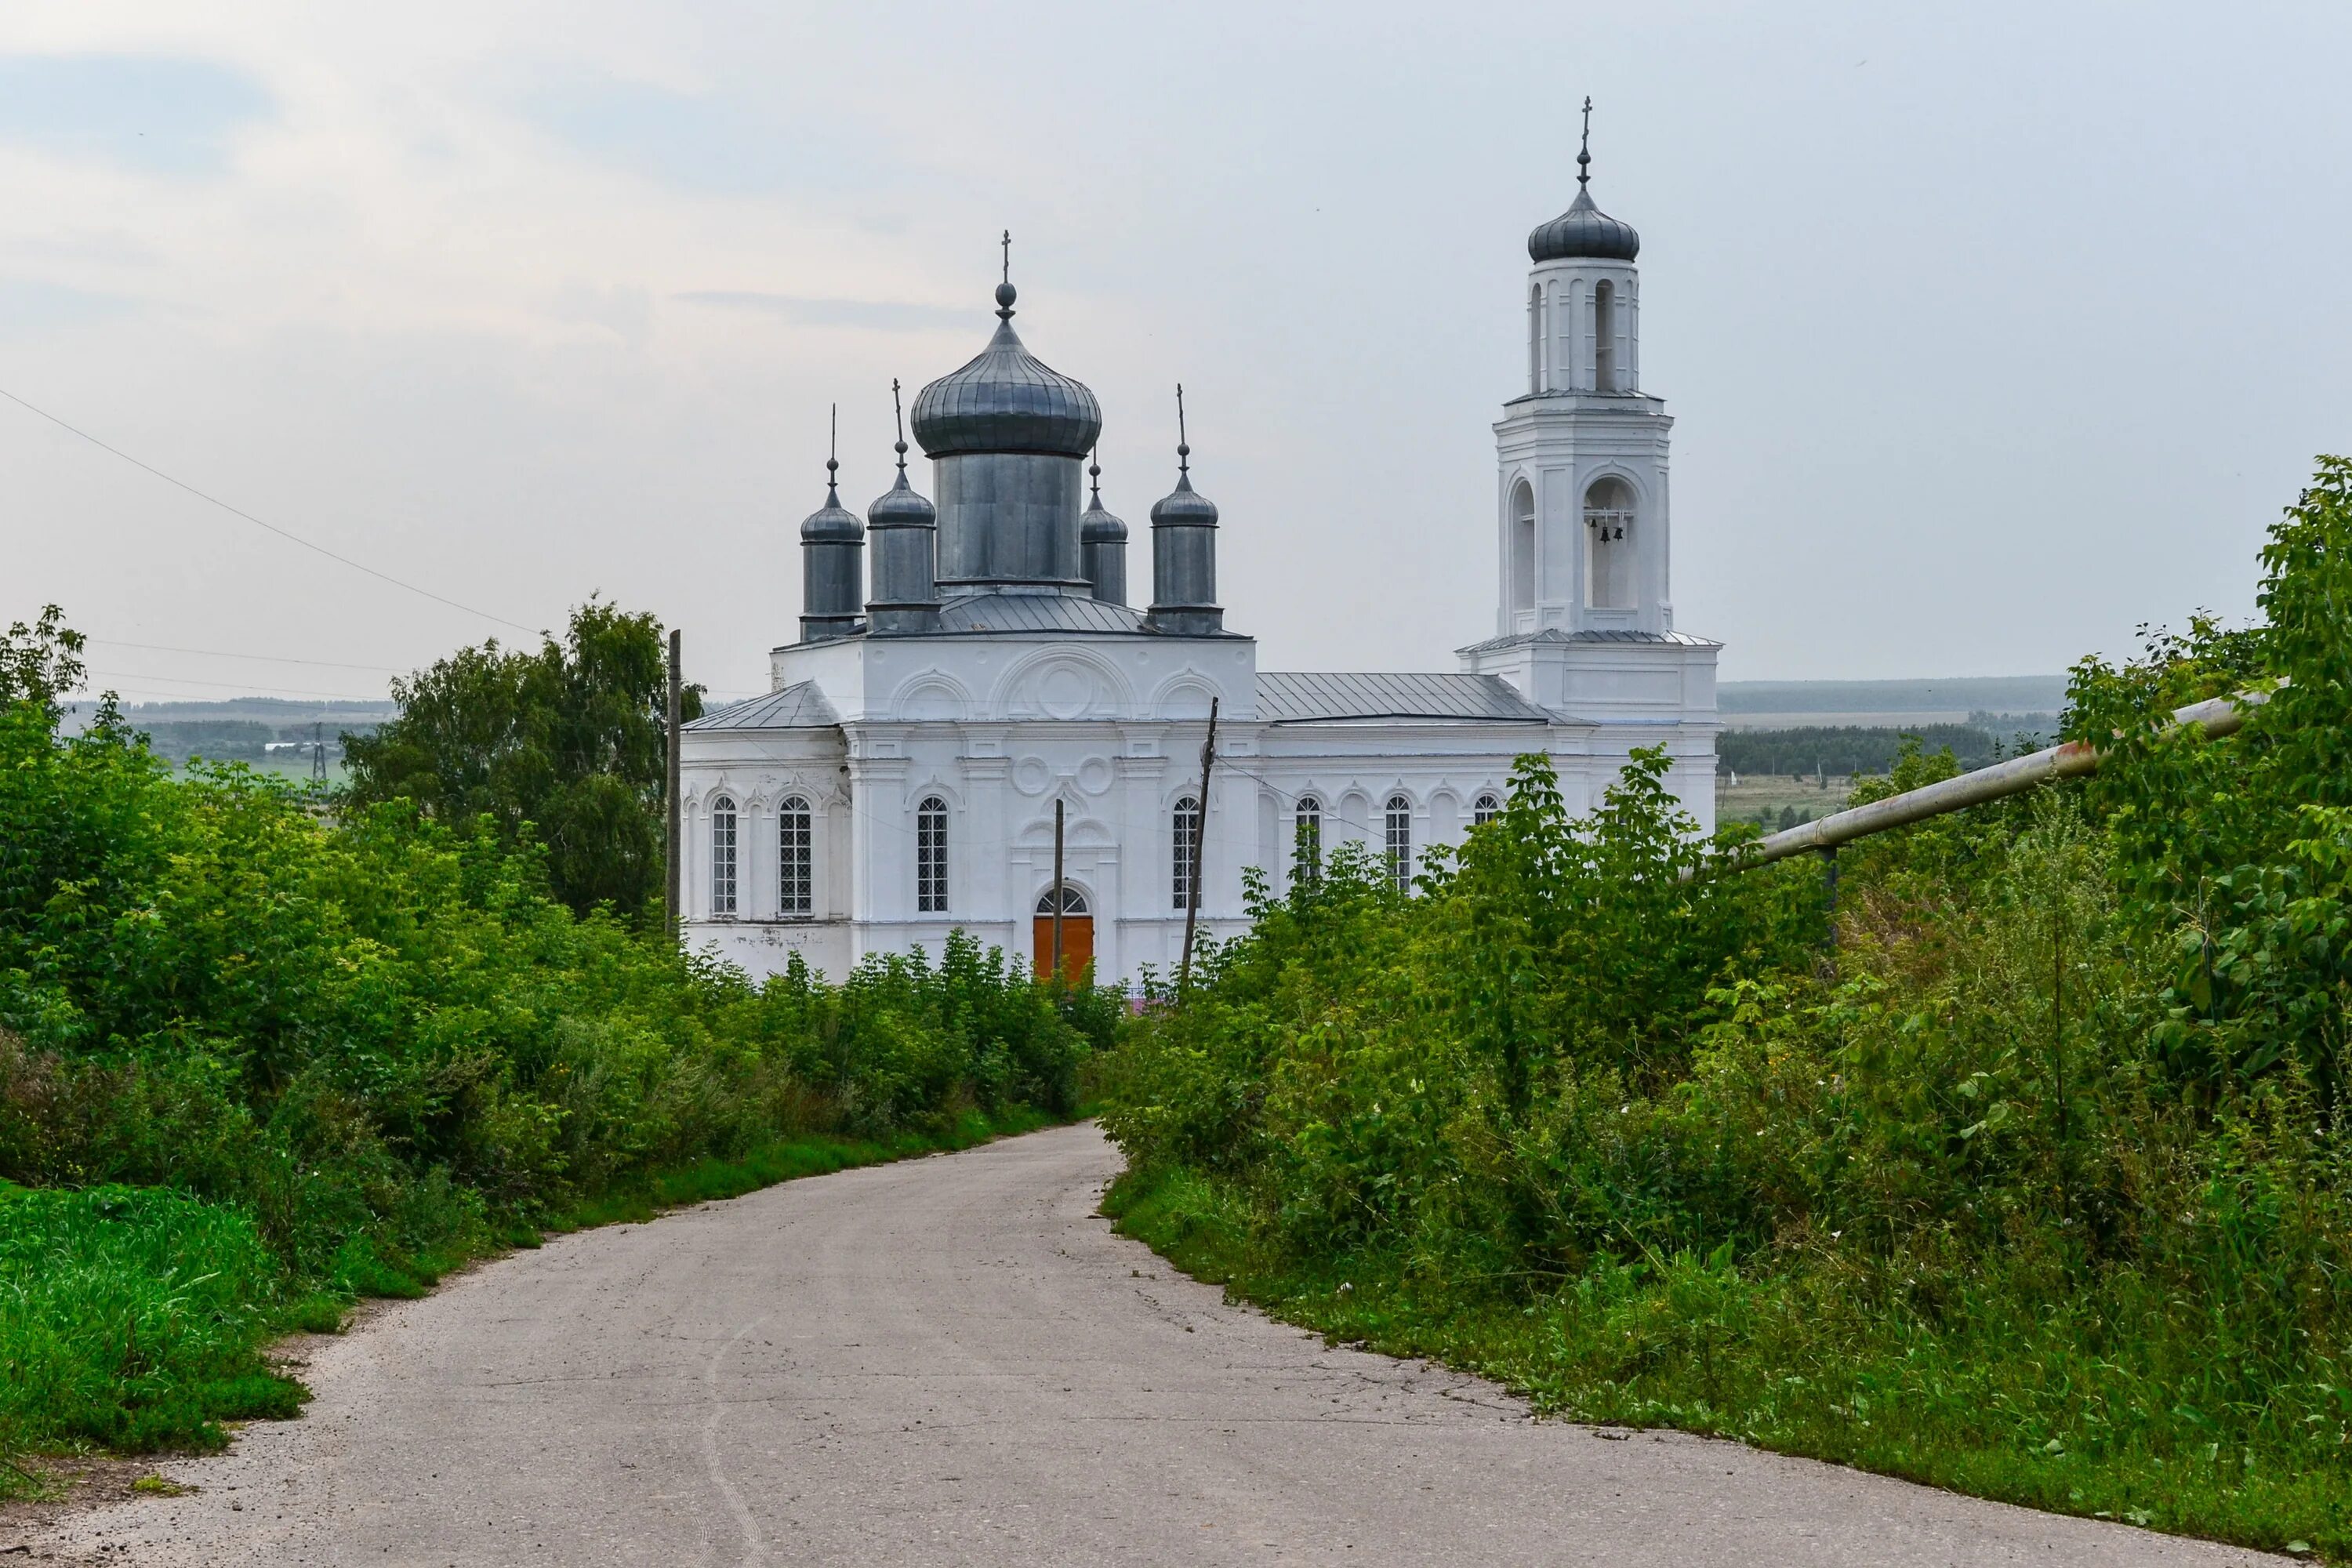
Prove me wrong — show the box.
[0,1109,1063,1497]
[0,1183,307,1474]
[1105,1165,2345,1563]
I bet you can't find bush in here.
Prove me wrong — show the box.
[0,626,1108,1465]
[1100,462,2352,1556]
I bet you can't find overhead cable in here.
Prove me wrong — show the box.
[0,385,545,638]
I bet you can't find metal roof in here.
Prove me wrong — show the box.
[1254,671,1552,725]
[684,681,840,731]
[933,593,1149,636]
[1454,627,1722,658]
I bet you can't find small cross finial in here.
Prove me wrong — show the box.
[891,378,907,471]
[1578,96,1593,187]
[826,402,840,500]
[1089,444,1102,504]
[994,229,1018,318]
[1175,383,1189,475]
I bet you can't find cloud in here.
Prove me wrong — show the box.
[0,278,136,339]
[0,54,272,176]
[517,73,882,198]
[674,291,971,332]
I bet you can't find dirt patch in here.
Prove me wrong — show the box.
[0,1452,195,1543]
[0,1316,377,1547]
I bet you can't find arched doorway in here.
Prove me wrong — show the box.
[1033,885,1092,984]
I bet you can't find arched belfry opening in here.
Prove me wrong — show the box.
[1584,475,1635,609]
[1508,479,1537,616]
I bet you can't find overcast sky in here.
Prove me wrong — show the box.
[3,2,2347,706]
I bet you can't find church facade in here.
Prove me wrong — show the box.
[677,154,1719,984]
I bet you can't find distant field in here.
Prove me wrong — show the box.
[1718,774,1851,830]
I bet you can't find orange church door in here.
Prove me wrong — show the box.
[1033,886,1093,984]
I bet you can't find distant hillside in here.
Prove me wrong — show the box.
[1719,677,2070,715]
[1718,676,2069,731]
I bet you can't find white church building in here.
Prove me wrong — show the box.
[679,140,1719,984]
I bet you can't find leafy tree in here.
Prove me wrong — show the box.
[342,600,701,919]
[0,605,88,722]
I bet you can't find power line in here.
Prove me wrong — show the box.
[87,637,407,674]
[0,384,546,638]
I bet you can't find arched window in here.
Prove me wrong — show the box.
[1385,795,1413,889]
[1584,475,1636,610]
[916,797,949,913]
[1473,792,1502,826]
[1171,795,1201,910]
[1036,884,1088,916]
[778,795,811,916]
[1508,480,1536,615]
[1595,279,1617,392]
[1294,794,1323,880]
[710,795,738,917]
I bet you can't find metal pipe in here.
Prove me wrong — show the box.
[1708,688,2270,877]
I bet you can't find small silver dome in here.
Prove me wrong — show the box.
[1149,471,1217,528]
[1527,184,1640,264]
[801,459,863,541]
[867,463,936,529]
[1080,456,1128,543]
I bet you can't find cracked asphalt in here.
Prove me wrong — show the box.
[13,1123,2288,1565]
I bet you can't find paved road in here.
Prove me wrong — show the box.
[19,1123,2282,1566]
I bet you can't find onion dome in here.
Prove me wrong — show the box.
[800,455,863,542]
[1080,453,1127,543]
[867,438,937,530]
[1527,97,1640,263]
[1528,185,1640,263]
[910,241,1102,459]
[1149,466,1218,528]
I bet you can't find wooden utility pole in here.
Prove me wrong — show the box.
[666,629,683,941]
[1178,696,1218,994]
[1051,797,1066,987]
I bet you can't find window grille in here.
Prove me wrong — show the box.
[1385,794,1413,890]
[1294,794,1322,880]
[1473,793,1501,826]
[778,796,812,916]
[916,797,949,913]
[710,796,738,916]
[1172,795,1201,910]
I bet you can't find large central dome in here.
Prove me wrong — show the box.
[909,282,1102,459]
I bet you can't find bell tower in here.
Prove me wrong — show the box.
[1493,101,1674,639]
